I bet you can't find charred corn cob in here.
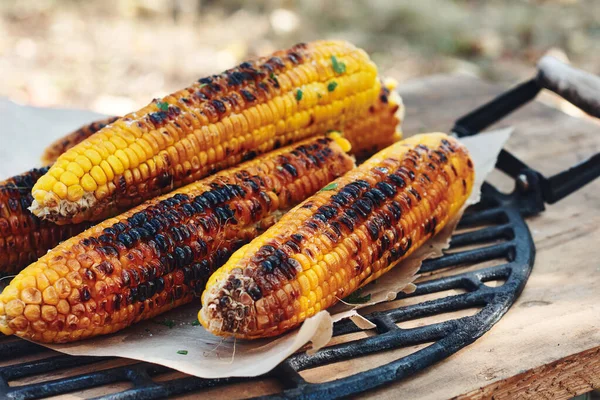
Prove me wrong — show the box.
[200,133,475,339]
[0,168,91,275]
[30,40,386,225]
[1,118,118,275]
[0,136,354,343]
[41,117,120,164]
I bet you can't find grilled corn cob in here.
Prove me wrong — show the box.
[200,133,475,339]
[0,136,354,343]
[30,40,385,225]
[1,118,119,275]
[0,168,91,275]
[41,117,120,164]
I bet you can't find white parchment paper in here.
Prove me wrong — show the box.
[0,99,511,379]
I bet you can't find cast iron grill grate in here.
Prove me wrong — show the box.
[0,184,535,400]
[1,55,599,399]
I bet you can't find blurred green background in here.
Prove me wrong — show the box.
[1,0,598,115]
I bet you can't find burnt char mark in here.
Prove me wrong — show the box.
[149,111,168,126]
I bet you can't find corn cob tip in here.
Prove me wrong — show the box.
[29,192,97,225]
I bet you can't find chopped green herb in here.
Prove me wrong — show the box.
[317,93,322,99]
[319,182,338,192]
[199,83,208,89]
[191,320,201,326]
[331,56,346,74]
[327,81,338,92]
[157,101,169,111]
[343,290,372,304]
[177,350,188,355]
[155,319,175,329]
[270,72,278,83]
[296,89,303,101]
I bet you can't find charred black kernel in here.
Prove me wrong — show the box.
[174,193,189,202]
[161,254,176,273]
[339,215,355,231]
[367,221,380,241]
[190,201,205,214]
[149,218,163,231]
[422,173,432,183]
[441,139,451,146]
[129,228,141,242]
[174,247,187,268]
[240,89,256,102]
[139,222,154,237]
[174,285,184,300]
[381,234,390,252]
[170,227,183,243]
[241,150,257,162]
[103,227,117,236]
[203,191,220,206]
[147,281,156,298]
[155,277,165,294]
[261,260,274,272]
[376,182,397,198]
[154,234,168,252]
[330,222,342,238]
[83,269,95,281]
[113,294,122,311]
[98,234,112,244]
[291,234,304,243]
[128,287,138,304]
[96,261,115,275]
[354,198,373,218]
[389,173,406,188]
[179,225,191,240]
[435,150,448,163]
[192,261,211,281]
[287,52,301,64]
[183,266,193,282]
[313,213,327,224]
[81,287,91,302]
[211,100,226,114]
[198,77,212,84]
[156,172,173,189]
[117,233,133,248]
[451,165,458,176]
[330,193,350,206]
[130,212,147,226]
[284,240,301,253]
[121,270,131,287]
[247,285,262,300]
[113,222,127,232]
[367,188,387,205]
[130,269,141,286]
[462,179,467,191]
[283,163,298,177]
[408,187,421,201]
[137,283,148,302]
[149,111,168,126]
[215,206,235,224]
[380,94,388,103]
[137,227,151,239]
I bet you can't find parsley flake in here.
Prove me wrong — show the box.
[157,101,169,111]
[327,81,338,92]
[296,89,303,101]
[155,319,175,329]
[331,56,346,74]
[343,289,372,304]
[191,320,201,326]
[319,182,338,192]
[177,350,188,355]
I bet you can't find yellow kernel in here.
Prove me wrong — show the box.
[24,305,40,321]
[110,135,128,149]
[67,185,84,201]
[36,174,57,191]
[90,165,107,185]
[107,155,125,175]
[32,190,47,204]
[42,286,59,305]
[124,147,139,168]
[44,191,60,207]
[9,316,29,331]
[41,305,58,322]
[95,184,110,200]
[19,275,37,289]
[81,173,98,192]
[75,155,93,172]
[60,171,79,186]
[305,270,319,290]
[57,299,70,315]
[52,182,68,199]
[49,167,65,179]
[84,149,102,165]
[44,269,60,284]
[115,149,130,169]
[5,299,25,317]
[66,162,85,178]
[21,288,42,304]
[100,160,115,181]
[34,272,49,292]
[55,278,72,299]
[1,286,19,301]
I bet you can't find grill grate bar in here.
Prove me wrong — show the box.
[457,208,507,228]
[450,223,513,247]
[288,321,455,372]
[0,338,45,361]
[419,241,514,273]
[271,361,307,389]
[0,355,107,381]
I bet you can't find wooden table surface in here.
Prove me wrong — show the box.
[362,74,600,400]
[1,74,599,399]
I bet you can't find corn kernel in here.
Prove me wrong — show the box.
[60,171,79,186]
[52,182,68,199]
[57,299,70,315]
[42,286,59,305]
[66,163,85,178]
[36,174,57,191]
[41,305,58,322]
[84,149,102,165]
[67,185,84,201]
[81,173,98,192]
[74,155,93,172]
[24,305,40,321]
[5,299,25,317]
[99,160,115,181]
[21,288,42,304]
